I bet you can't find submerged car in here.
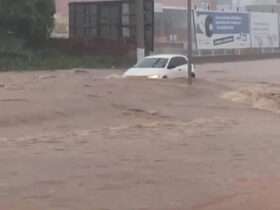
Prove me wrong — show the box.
[123,54,196,79]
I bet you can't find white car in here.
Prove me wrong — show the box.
[123,54,195,79]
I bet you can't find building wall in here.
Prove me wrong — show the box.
[56,0,121,17]
[233,0,280,10]
[56,0,154,57]
[55,0,68,16]
[56,0,280,16]
[155,0,217,9]
[54,0,123,35]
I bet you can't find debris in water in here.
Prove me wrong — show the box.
[222,85,280,113]
[106,74,122,79]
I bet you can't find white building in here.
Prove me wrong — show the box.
[235,0,279,6]
[213,0,280,11]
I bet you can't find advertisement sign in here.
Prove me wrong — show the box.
[250,12,279,48]
[195,11,251,49]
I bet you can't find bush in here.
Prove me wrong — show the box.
[0,0,55,44]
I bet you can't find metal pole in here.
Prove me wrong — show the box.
[136,0,145,62]
[187,0,193,84]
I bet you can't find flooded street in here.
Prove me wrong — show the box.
[1,59,280,210]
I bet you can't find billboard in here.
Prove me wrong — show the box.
[250,12,279,48]
[195,11,251,49]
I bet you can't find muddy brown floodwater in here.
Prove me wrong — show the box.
[1,59,280,210]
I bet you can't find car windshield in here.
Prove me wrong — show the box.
[135,58,168,68]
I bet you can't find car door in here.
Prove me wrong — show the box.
[167,56,188,78]
[175,56,188,78]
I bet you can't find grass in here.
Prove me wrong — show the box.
[0,34,134,71]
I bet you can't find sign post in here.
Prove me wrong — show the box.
[136,0,145,62]
[187,0,193,85]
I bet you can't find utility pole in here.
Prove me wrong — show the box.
[136,0,145,62]
[187,0,193,84]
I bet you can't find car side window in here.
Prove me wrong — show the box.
[168,57,187,69]
[177,57,188,66]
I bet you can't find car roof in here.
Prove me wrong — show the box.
[145,54,188,59]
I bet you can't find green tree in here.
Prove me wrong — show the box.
[0,0,55,44]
